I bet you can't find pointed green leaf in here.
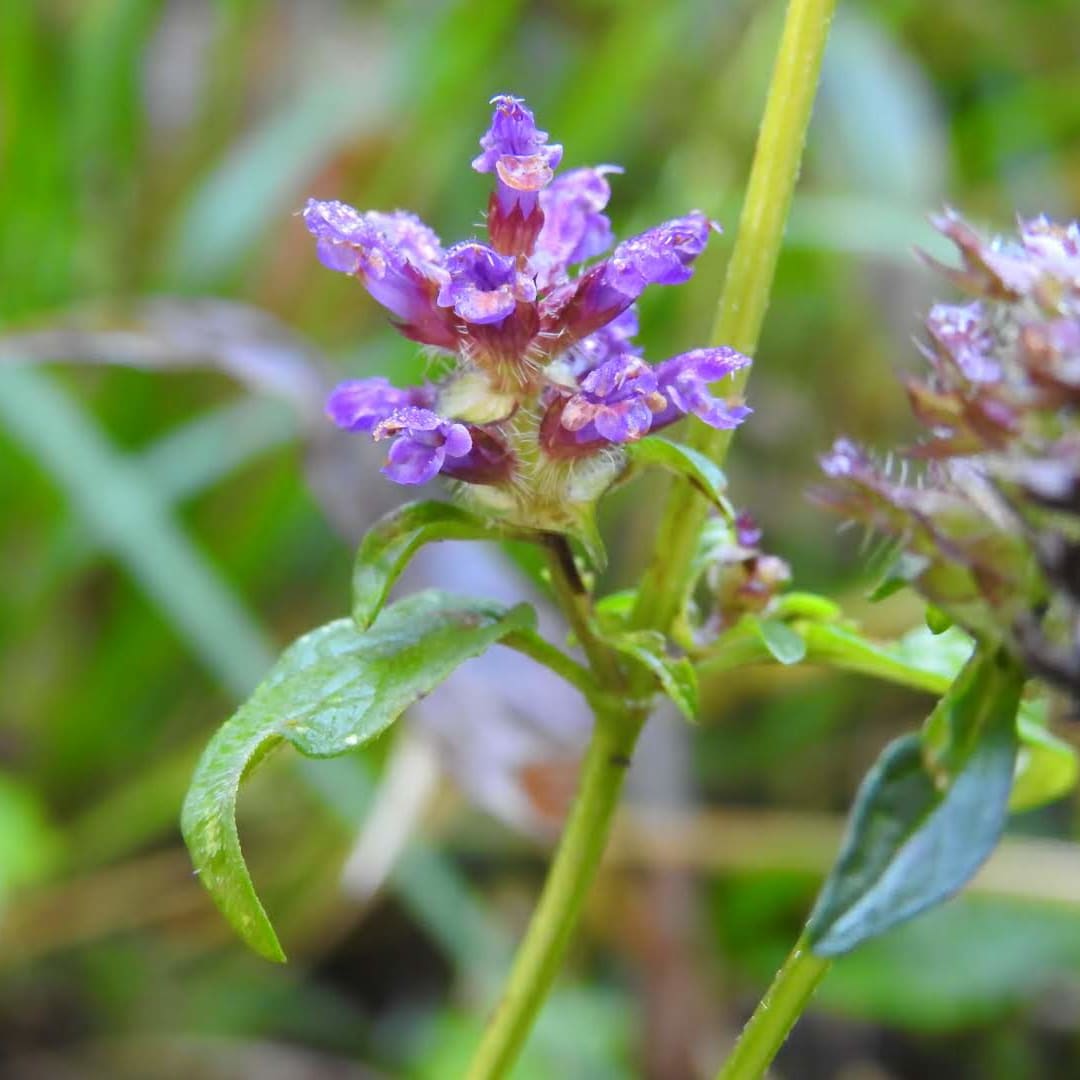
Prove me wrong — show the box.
[181,591,535,961]
[754,617,807,665]
[807,649,1024,956]
[627,436,732,514]
[353,501,519,629]
[606,630,699,720]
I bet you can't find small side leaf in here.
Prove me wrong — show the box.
[753,617,808,665]
[181,591,535,961]
[352,501,521,629]
[593,589,637,633]
[807,648,1024,956]
[1011,716,1080,812]
[627,436,733,515]
[606,630,699,720]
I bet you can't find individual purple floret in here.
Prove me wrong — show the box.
[532,167,620,288]
[544,347,750,456]
[545,213,716,348]
[474,95,563,256]
[652,348,753,430]
[568,307,642,377]
[557,355,664,445]
[437,242,535,325]
[372,407,474,486]
[301,199,457,349]
[325,377,434,433]
[926,302,1000,383]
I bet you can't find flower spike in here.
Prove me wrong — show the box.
[303,94,751,534]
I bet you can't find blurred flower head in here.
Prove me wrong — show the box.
[303,94,750,540]
[814,211,1080,691]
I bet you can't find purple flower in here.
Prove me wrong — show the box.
[474,96,563,255]
[735,510,763,549]
[546,213,716,346]
[651,348,752,430]
[302,199,457,349]
[532,166,620,288]
[1020,215,1080,280]
[325,377,434,433]
[569,307,641,377]
[372,407,474,486]
[437,242,535,325]
[304,94,752,523]
[557,355,663,444]
[926,302,1000,383]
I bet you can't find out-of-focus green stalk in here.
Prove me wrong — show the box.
[632,0,838,636]
[715,935,830,1080]
[467,1,838,1076]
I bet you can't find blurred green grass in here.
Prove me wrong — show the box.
[1,0,1079,1075]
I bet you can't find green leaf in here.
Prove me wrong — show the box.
[753,617,807,665]
[1010,711,1079,812]
[804,623,1076,811]
[925,604,953,635]
[593,589,637,633]
[181,590,535,961]
[807,649,1024,956]
[626,436,733,514]
[771,591,842,623]
[605,630,698,719]
[352,501,516,629]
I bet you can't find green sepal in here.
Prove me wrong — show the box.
[180,591,535,962]
[352,500,522,629]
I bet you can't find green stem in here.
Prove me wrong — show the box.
[541,534,626,691]
[632,0,838,634]
[468,0,838,1071]
[715,935,831,1080]
[465,702,647,1080]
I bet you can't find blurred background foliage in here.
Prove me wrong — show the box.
[1,0,1080,1076]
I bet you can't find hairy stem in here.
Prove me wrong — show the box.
[632,0,838,634]
[715,935,830,1080]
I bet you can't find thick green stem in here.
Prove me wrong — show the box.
[632,0,838,634]
[465,703,647,1080]
[715,935,831,1080]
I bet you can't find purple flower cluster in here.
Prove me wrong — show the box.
[304,95,751,530]
[815,211,1080,683]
